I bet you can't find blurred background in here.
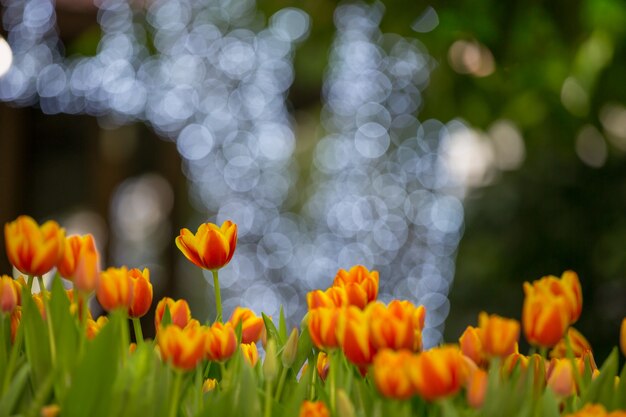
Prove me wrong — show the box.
[1,0,626,361]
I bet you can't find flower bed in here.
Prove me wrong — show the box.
[1,215,626,417]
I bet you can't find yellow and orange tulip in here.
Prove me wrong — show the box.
[372,349,414,400]
[316,352,330,381]
[175,221,237,270]
[332,265,379,309]
[550,327,592,358]
[158,324,206,371]
[73,234,100,293]
[4,215,65,277]
[523,291,569,347]
[202,378,217,393]
[10,307,21,343]
[308,307,341,350]
[155,297,192,329]
[86,316,109,340]
[240,342,259,367]
[97,267,131,312]
[128,268,152,318]
[228,307,264,344]
[546,358,576,397]
[298,401,330,417]
[0,275,18,313]
[459,325,485,367]
[205,322,237,362]
[408,345,469,402]
[524,270,582,324]
[306,287,348,310]
[338,306,375,368]
[479,312,520,357]
[466,368,488,409]
[367,301,417,351]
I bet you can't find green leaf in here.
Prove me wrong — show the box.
[293,325,313,376]
[614,361,626,410]
[582,348,618,407]
[61,311,122,417]
[278,306,287,342]
[21,289,51,388]
[541,389,560,417]
[262,313,283,344]
[49,277,79,376]
[0,364,30,417]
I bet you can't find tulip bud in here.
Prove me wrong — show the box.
[263,339,278,381]
[298,400,330,417]
[621,318,626,358]
[282,328,299,368]
[73,234,100,293]
[546,358,576,397]
[228,307,264,344]
[459,326,485,367]
[241,342,259,367]
[466,369,488,409]
[96,267,131,312]
[40,404,61,417]
[479,312,520,358]
[0,275,18,313]
[154,297,191,330]
[128,268,153,318]
[202,378,218,393]
[336,390,356,417]
[317,352,330,381]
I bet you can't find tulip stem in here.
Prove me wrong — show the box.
[168,370,183,417]
[132,318,144,344]
[211,270,222,323]
[263,378,273,417]
[274,367,288,401]
[2,315,23,394]
[309,352,318,400]
[78,290,89,357]
[37,276,57,367]
[27,275,34,291]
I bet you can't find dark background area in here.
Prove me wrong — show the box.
[2,0,626,361]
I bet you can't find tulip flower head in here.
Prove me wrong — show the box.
[367,301,418,352]
[546,358,576,397]
[240,342,259,367]
[202,378,217,393]
[621,318,626,358]
[316,352,330,381]
[73,234,100,293]
[338,306,376,368]
[228,307,264,344]
[128,268,153,318]
[175,221,237,271]
[86,316,108,340]
[4,215,65,277]
[97,266,131,312]
[550,327,592,358]
[205,322,237,362]
[523,290,569,347]
[0,275,18,313]
[332,265,379,309]
[298,401,330,417]
[459,325,485,367]
[479,312,520,357]
[525,271,582,324]
[372,349,415,400]
[466,368,488,409]
[306,286,348,310]
[408,345,469,402]
[308,307,341,350]
[155,297,192,329]
[158,324,206,371]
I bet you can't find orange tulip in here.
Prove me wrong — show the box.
[0,275,18,313]
[66,289,91,320]
[316,352,330,381]
[205,322,237,362]
[367,301,416,351]
[563,404,609,417]
[298,401,330,417]
[466,368,488,409]
[4,215,65,277]
[10,307,21,343]
[128,268,153,318]
[550,327,592,358]
[73,234,100,293]
[240,342,259,367]
[154,297,192,329]
[459,326,485,367]
[97,267,131,312]
[372,349,414,400]
[479,312,520,357]
[523,291,569,347]
[228,307,264,344]
[546,358,576,397]
[86,316,108,340]
[306,287,348,310]
[12,276,26,306]
[332,265,379,309]
[337,306,375,368]
[175,221,237,270]
[525,271,582,324]
[32,292,48,318]
[57,234,91,279]
[621,318,626,358]
[308,307,341,350]
[408,345,469,402]
[158,324,206,371]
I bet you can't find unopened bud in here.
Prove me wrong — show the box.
[336,389,356,417]
[263,339,278,381]
[282,328,299,368]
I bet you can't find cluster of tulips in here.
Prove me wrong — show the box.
[1,215,626,417]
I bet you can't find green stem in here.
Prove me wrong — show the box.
[78,290,88,358]
[119,311,129,366]
[274,367,288,401]
[132,318,144,345]
[309,352,318,400]
[168,370,183,417]
[2,313,23,394]
[263,379,273,417]
[37,276,57,367]
[329,350,337,414]
[26,275,33,291]
[211,270,222,323]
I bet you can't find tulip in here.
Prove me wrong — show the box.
[308,307,341,350]
[338,306,376,368]
[155,297,192,329]
[479,312,520,357]
[205,322,237,362]
[306,287,348,310]
[158,324,206,371]
[459,325,485,367]
[523,291,569,347]
[524,270,582,324]
[332,265,379,309]
[546,358,576,397]
[32,292,48,318]
[65,289,90,320]
[466,368,488,409]
[621,318,626,358]
[202,378,217,393]
[228,307,264,344]
[367,301,416,351]
[73,234,100,293]
[562,404,608,417]
[96,267,131,313]
[298,401,330,417]
[0,275,18,313]
[40,404,61,417]
[550,327,592,358]
[263,339,278,381]
[86,316,108,340]
[4,215,65,277]
[128,268,152,318]
[372,349,414,400]
[282,328,299,368]
[408,345,469,402]
[241,342,259,367]
[12,276,26,306]
[57,234,94,279]
[10,307,21,343]
[317,352,330,381]
[175,221,237,271]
